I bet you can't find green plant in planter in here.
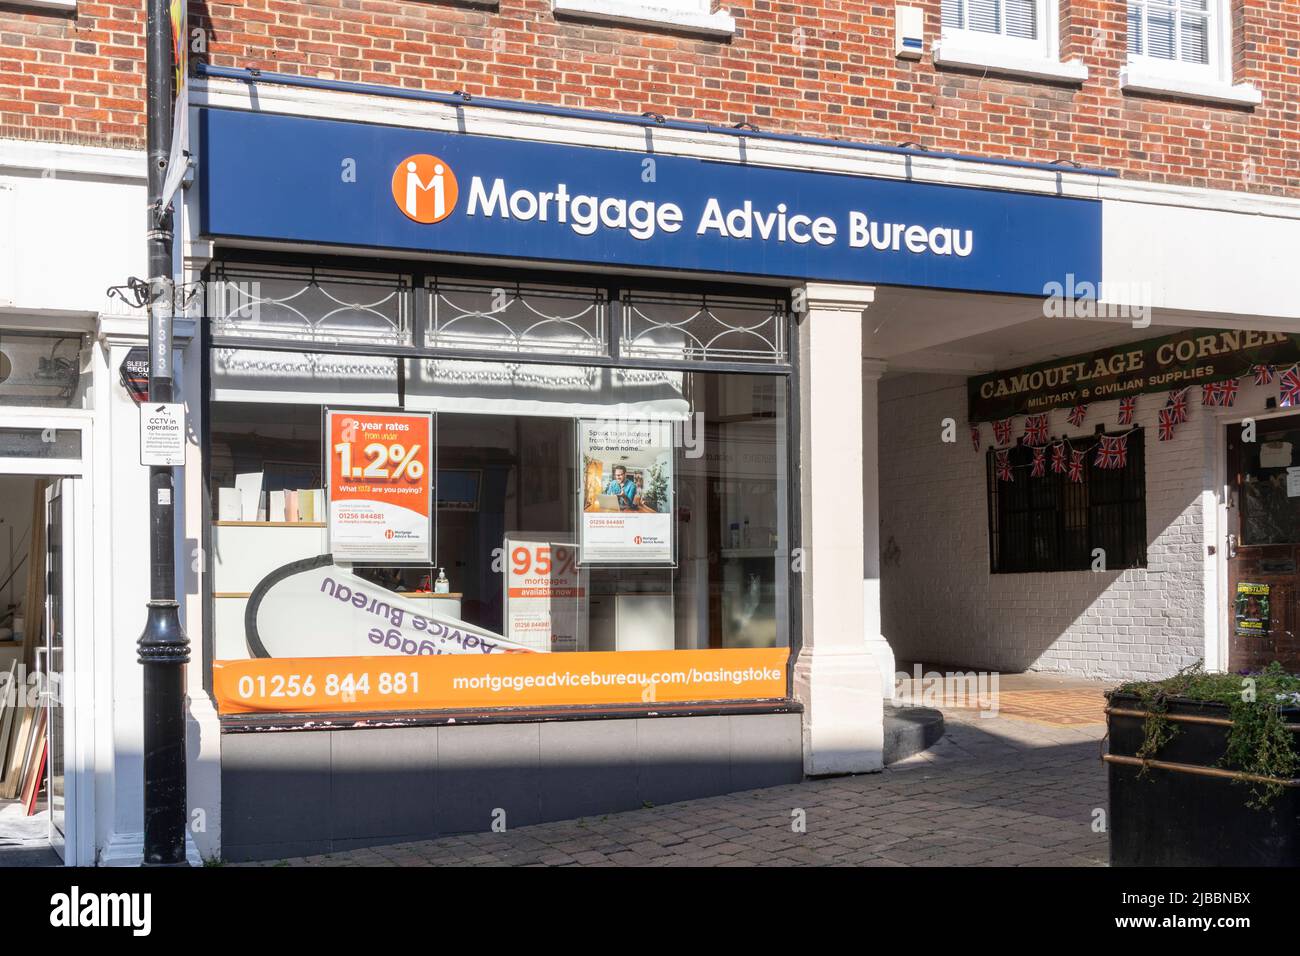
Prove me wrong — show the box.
[1115,660,1300,808]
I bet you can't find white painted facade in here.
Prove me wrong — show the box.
[878,373,1215,682]
[0,139,210,865]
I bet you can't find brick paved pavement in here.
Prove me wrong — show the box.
[246,708,1110,868]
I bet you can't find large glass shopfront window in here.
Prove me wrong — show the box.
[206,263,794,716]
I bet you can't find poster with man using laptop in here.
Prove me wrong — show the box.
[579,418,674,564]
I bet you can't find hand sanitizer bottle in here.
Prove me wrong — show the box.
[434,568,450,594]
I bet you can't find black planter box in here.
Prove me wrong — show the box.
[1107,692,1300,867]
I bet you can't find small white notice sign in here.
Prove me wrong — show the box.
[1287,467,1300,498]
[140,403,186,466]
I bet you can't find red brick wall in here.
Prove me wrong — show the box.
[0,2,145,149]
[1,0,1297,195]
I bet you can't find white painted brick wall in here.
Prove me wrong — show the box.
[876,369,1252,682]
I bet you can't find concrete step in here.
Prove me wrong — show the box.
[883,703,945,765]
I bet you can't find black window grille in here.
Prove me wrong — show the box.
[986,428,1147,574]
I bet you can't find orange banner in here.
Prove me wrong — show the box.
[213,648,789,715]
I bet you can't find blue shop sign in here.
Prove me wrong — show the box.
[199,107,1101,296]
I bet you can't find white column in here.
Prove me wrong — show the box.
[862,358,896,701]
[180,206,222,864]
[792,283,883,775]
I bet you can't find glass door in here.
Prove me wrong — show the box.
[43,477,70,858]
[1226,412,1300,673]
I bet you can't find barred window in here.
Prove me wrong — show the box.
[987,429,1147,574]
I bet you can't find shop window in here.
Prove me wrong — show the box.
[425,278,607,357]
[208,374,790,656]
[209,263,414,347]
[1237,420,1300,546]
[986,430,1147,574]
[205,264,793,717]
[620,291,788,365]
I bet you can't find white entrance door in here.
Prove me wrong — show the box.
[0,414,89,865]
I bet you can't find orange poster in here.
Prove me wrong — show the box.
[213,647,789,715]
[326,409,433,562]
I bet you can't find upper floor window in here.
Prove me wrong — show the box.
[941,0,1047,57]
[934,0,1086,82]
[1120,0,1260,105]
[1127,0,1220,77]
[550,0,735,39]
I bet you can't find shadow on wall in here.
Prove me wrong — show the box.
[876,373,1206,682]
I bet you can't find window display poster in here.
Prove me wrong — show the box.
[503,535,587,652]
[327,409,433,562]
[1234,582,1271,637]
[579,418,674,564]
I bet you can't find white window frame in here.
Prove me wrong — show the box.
[933,0,1089,84]
[1120,0,1261,106]
[551,0,736,38]
[1126,0,1226,83]
[941,0,1053,61]
[7,0,77,9]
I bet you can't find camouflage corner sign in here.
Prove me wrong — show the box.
[968,328,1300,422]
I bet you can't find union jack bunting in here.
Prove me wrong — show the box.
[1024,414,1049,446]
[1253,365,1275,386]
[1117,396,1136,425]
[993,418,1015,445]
[1067,450,1085,484]
[1158,406,1176,442]
[1219,378,1239,407]
[1067,404,1087,427]
[994,449,1014,482]
[970,424,981,452]
[1281,367,1300,408]
[1167,388,1189,424]
[1201,380,1238,407]
[1096,434,1129,469]
[1031,446,1046,478]
[1050,442,1067,474]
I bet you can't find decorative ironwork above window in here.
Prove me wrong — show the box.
[619,291,787,364]
[208,264,413,346]
[206,260,790,371]
[425,278,607,357]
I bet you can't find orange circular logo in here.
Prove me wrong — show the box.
[391,154,458,224]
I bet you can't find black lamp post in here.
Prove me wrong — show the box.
[137,0,190,867]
